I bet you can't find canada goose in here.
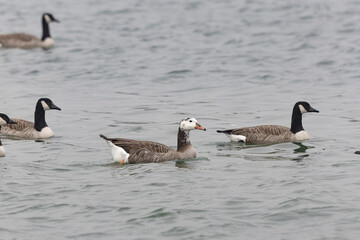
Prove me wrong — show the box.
[0,113,17,157]
[0,98,61,139]
[0,13,59,49]
[217,101,319,144]
[100,118,206,164]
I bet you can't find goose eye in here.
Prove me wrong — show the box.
[189,120,193,123]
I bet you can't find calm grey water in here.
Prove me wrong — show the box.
[1,0,360,239]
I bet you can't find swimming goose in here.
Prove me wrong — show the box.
[217,101,319,144]
[0,13,59,49]
[0,98,61,139]
[100,118,206,164]
[0,113,17,157]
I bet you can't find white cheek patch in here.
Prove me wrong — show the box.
[41,101,50,110]
[299,104,307,114]
[0,118,7,125]
[44,14,52,23]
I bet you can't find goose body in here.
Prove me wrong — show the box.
[100,118,206,164]
[0,98,61,139]
[217,101,319,144]
[0,13,59,49]
[0,114,17,157]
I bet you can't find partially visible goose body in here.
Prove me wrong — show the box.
[100,118,206,164]
[355,151,360,155]
[0,114,17,157]
[217,101,319,144]
[0,13,59,49]
[0,98,61,139]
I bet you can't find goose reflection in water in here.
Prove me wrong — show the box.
[292,142,314,153]
[215,141,315,162]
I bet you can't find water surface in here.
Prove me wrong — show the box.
[1,0,360,239]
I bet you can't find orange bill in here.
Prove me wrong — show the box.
[195,123,206,131]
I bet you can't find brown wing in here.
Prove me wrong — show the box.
[222,125,293,144]
[0,33,38,42]
[127,148,179,164]
[100,134,174,154]
[231,125,290,136]
[2,119,34,132]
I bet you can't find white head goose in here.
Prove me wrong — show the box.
[217,101,319,144]
[100,118,206,164]
[0,13,59,49]
[0,98,61,139]
[0,113,17,157]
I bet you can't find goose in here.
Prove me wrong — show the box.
[100,117,206,164]
[0,13,59,49]
[0,98,61,139]
[0,113,17,157]
[217,101,319,144]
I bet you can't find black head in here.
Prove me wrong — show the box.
[38,98,61,111]
[295,101,319,114]
[42,13,60,23]
[0,113,17,125]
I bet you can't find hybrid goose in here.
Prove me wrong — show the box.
[0,114,17,157]
[0,98,61,139]
[100,118,206,164]
[0,13,59,49]
[217,101,319,144]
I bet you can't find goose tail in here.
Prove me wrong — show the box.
[100,134,129,164]
[216,129,233,134]
[99,134,110,141]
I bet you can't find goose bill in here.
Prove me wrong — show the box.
[51,103,61,111]
[309,107,319,113]
[195,123,206,131]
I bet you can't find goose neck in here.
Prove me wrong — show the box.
[41,18,51,41]
[290,105,304,134]
[177,128,191,152]
[34,102,47,132]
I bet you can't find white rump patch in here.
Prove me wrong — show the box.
[39,126,54,138]
[0,118,7,125]
[226,134,246,142]
[0,146,5,157]
[299,104,307,114]
[106,141,129,163]
[294,130,309,141]
[41,101,50,110]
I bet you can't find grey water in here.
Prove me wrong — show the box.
[1,0,360,239]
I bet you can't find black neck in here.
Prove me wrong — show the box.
[41,18,51,41]
[0,134,2,146]
[34,102,47,131]
[290,105,304,134]
[177,128,191,152]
